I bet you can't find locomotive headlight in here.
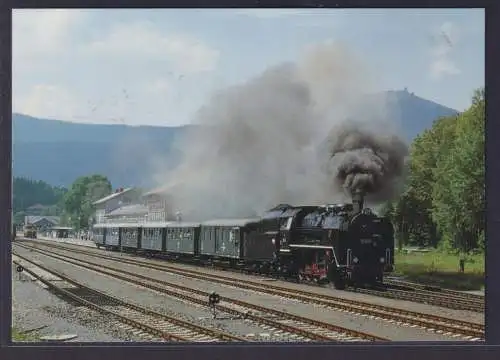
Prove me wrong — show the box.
[380,257,385,263]
[352,257,359,264]
[271,238,276,245]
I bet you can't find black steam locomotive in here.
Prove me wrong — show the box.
[263,192,395,289]
[93,193,394,290]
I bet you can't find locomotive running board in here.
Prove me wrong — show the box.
[288,244,334,249]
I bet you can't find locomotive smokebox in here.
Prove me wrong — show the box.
[352,190,365,214]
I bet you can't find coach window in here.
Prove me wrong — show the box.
[206,227,211,244]
[216,227,221,248]
[210,227,216,245]
[234,230,240,246]
[223,228,229,244]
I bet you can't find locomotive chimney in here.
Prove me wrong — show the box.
[352,190,364,215]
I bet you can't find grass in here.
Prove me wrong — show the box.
[393,250,485,291]
[11,327,39,342]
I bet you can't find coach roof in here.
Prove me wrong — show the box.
[200,218,260,227]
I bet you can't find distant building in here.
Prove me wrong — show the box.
[24,216,60,232]
[92,187,142,224]
[142,186,176,222]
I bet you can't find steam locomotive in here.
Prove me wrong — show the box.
[265,191,395,289]
[92,192,394,289]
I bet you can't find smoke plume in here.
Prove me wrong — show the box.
[324,121,408,202]
[152,41,408,220]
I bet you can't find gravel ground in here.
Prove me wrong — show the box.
[11,264,148,342]
[12,248,296,342]
[13,244,475,341]
[25,238,484,325]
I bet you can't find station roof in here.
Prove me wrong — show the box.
[106,204,149,217]
[93,187,135,205]
[25,216,60,225]
[200,218,260,227]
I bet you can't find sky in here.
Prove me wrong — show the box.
[12,8,484,127]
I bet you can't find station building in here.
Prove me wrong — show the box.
[91,185,177,228]
[92,187,143,224]
[24,215,60,233]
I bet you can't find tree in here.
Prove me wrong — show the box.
[63,174,112,230]
[385,87,484,253]
[432,88,484,252]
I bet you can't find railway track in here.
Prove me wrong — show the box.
[14,243,388,342]
[384,278,484,302]
[19,238,484,313]
[12,254,247,342]
[16,241,484,341]
[351,285,483,313]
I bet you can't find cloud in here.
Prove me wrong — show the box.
[429,21,461,80]
[13,10,86,71]
[12,11,220,124]
[13,84,80,120]
[81,21,220,74]
[144,78,172,95]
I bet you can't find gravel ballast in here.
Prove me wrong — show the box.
[13,244,476,341]
[11,264,147,342]
[29,238,484,325]
[12,249,294,342]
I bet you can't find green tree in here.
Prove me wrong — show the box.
[432,88,485,252]
[386,87,484,253]
[63,174,112,230]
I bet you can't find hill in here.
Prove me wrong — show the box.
[12,89,458,187]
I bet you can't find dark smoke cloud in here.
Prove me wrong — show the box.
[152,41,409,220]
[324,122,409,202]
